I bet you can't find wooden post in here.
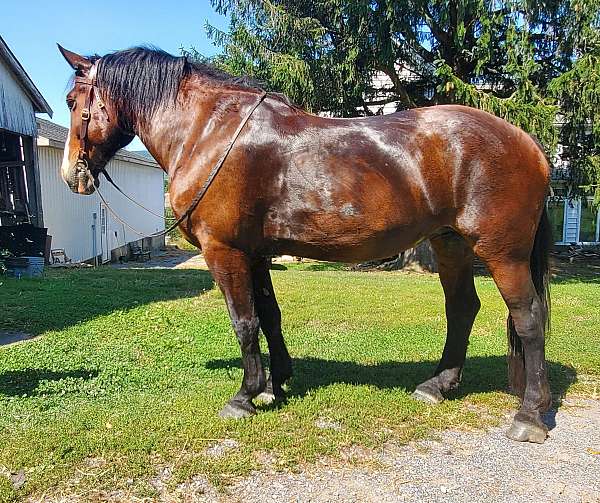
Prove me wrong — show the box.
[22,134,44,228]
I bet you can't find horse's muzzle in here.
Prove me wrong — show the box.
[64,164,98,195]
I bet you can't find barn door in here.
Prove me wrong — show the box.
[100,204,110,263]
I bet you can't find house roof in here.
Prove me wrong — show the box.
[131,150,156,160]
[36,118,160,168]
[0,36,53,116]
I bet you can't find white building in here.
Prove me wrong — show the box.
[37,118,165,263]
[547,185,600,245]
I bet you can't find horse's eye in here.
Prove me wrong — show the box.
[67,99,76,111]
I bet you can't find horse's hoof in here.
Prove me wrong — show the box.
[256,391,286,405]
[255,392,276,404]
[219,401,255,419]
[506,419,548,444]
[412,386,444,405]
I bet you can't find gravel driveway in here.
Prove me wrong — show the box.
[186,397,600,503]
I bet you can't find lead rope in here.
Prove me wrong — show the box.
[96,186,150,236]
[99,168,175,220]
[94,90,268,239]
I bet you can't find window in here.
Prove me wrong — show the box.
[547,198,565,243]
[579,200,599,242]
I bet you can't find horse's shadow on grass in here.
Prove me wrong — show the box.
[206,355,577,413]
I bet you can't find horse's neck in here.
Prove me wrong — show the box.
[132,85,236,176]
[134,108,188,176]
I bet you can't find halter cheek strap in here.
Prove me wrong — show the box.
[74,75,109,171]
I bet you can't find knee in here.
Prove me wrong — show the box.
[232,316,260,350]
[510,297,544,340]
[447,291,480,319]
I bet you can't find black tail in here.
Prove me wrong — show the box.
[507,207,552,397]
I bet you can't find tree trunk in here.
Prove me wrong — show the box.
[353,240,438,272]
[400,240,438,272]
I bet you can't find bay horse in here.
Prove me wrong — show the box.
[58,46,552,444]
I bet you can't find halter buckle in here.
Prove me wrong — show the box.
[81,108,91,121]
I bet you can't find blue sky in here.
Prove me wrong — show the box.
[2,0,228,150]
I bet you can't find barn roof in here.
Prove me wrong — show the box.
[36,118,160,168]
[0,36,53,116]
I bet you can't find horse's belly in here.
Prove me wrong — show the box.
[264,213,431,263]
[262,158,444,261]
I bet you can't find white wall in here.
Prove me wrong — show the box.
[38,145,165,262]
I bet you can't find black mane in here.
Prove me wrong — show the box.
[93,47,265,129]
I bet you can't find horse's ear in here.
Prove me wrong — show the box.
[57,44,92,73]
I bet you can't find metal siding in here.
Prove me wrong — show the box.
[38,145,164,262]
[100,157,165,251]
[0,57,36,136]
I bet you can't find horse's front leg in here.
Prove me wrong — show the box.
[203,243,266,418]
[251,258,293,403]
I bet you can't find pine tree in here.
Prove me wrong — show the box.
[549,0,600,205]
[202,0,599,187]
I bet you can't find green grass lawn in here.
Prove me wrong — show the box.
[0,264,598,501]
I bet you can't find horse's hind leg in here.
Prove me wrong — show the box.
[202,243,266,418]
[251,258,293,403]
[413,232,480,404]
[484,258,551,443]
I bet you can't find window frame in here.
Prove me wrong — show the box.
[578,197,600,244]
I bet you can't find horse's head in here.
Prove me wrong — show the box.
[58,45,134,195]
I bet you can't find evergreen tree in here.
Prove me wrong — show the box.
[199,0,600,200]
[549,0,600,204]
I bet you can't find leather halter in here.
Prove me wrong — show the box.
[73,75,108,173]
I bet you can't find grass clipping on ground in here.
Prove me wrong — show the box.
[0,265,598,501]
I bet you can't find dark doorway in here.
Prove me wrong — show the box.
[0,128,38,226]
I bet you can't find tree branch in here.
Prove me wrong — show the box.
[377,64,416,108]
[422,5,450,46]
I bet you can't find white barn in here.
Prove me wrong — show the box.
[37,118,165,263]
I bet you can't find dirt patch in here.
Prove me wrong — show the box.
[21,399,600,502]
